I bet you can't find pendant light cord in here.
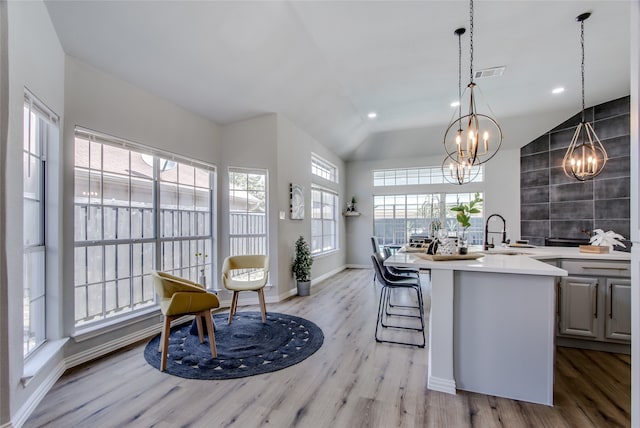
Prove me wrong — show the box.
[580,19,585,122]
[469,0,474,83]
[458,31,462,123]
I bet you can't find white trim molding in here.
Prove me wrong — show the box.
[13,360,66,428]
[66,323,161,369]
[427,375,457,395]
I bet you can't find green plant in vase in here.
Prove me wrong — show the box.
[450,193,483,253]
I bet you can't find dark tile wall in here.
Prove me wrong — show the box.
[520,96,630,246]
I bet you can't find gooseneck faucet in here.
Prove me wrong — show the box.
[484,214,507,250]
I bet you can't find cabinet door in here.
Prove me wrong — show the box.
[559,276,599,338]
[605,278,631,342]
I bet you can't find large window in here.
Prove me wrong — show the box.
[373,192,484,246]
[311,154,338,183]
[228,168,267,256]
[311,186,338,255]
[373,165,483,186]
[73,129,215,327]
[23,94,57,356]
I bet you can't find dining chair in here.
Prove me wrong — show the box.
[151,271,220,371]
[221,255,269,324]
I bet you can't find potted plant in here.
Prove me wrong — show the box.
[350,196,357,212]
[292,236,313,296]
[450,193,483,254]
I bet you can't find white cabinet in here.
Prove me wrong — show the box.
[557,260,631,345]
[558,276,599,338]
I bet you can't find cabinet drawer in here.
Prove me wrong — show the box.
[560,260,630,277]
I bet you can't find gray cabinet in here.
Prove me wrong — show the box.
[558,276,599,338]
[605,278,631,341]
[557,260,630,345]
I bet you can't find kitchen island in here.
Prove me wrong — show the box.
[384,247,630,406]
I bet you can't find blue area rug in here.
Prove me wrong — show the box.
[144,312,324,380]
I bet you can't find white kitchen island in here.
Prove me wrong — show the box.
[385,246,631,405]
[385,249,567,405]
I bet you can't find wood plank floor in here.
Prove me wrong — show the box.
[25,268,631,428]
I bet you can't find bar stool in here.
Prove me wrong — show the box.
[371,254,425,348]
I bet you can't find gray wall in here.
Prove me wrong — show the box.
[520,96,631,245]
[276,115,347,294]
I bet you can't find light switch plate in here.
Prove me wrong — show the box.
[279,211,286,220]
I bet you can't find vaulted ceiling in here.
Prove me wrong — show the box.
[45,1,631,160]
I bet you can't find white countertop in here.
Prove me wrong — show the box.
[385,246,630,277]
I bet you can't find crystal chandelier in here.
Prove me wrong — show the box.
[562,12,608,181]
[443,0,502,168]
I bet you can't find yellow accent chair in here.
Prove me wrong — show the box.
[151,271,220,371]
[221,255,269,325]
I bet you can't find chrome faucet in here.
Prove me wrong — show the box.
[484,214,507,250]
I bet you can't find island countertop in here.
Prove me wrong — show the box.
[385,246,629,277]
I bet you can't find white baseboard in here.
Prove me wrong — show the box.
[428,376,457,395]
[65,323,161,369]
[312,265,346,284]
[12,360,66,428]
[0,421,12,428]
[346,264,370,269]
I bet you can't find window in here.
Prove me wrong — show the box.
[311,154,338,183]
[373,192,484,246]
[228,168,267,256]
[311,186,338,255]
[73,129,215,327]
[23,94,57,356]
[373,165,483,186]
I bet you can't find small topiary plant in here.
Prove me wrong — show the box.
[292,236,313,282]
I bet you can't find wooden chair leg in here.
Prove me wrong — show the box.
[228,291,239,325]
[203,310,217,358]
[160,316,172,372]
[195,315,204,343]
[158,323,164,353]
[258,288,267,323]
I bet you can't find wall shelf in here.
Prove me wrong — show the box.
[343,211,361,217]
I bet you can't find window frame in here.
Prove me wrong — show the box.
[311,154,338,183]
[228,167,269,257]
[373,165,483,187]
[73,128,216,328]
[373,192,485,246]
[23,92,58,357]
[310,185,339,256]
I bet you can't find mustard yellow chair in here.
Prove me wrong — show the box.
[151,271,220,371]
[221,255,269,325]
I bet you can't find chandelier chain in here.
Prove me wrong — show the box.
[469,0,474,82]
[580,19,585,122]
[458,30,462,122]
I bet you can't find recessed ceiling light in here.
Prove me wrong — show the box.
[367,112,377,119]
[450,101,460,107]
[552,87,565,94]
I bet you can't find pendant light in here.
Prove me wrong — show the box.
[443,0,502,168]
[562,12,607,181]
[442,27,479,185]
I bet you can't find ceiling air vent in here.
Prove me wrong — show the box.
[474,66,506,79]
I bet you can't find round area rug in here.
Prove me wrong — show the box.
[144,312,324,380]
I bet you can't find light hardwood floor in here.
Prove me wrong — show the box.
[25,268,631,428]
